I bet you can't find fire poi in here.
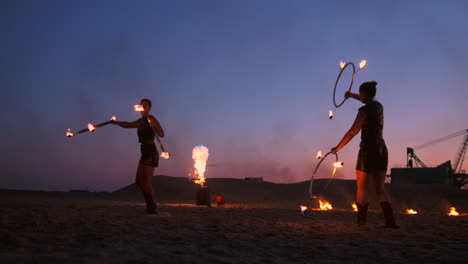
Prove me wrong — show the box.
[135,104,171,159]
[330,59,367,119]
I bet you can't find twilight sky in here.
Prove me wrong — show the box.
[1,0,468,191]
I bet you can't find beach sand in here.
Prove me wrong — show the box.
[1,192,467,264]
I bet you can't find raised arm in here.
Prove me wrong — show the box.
[345,91,361,102]
[112,119,139,128]
[331,110,365,153]
[148,115,165,137]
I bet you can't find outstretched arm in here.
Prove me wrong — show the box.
[148,115,165,138]
[331,110,365,153]
[112,120,139,128]
[345,91,361,102]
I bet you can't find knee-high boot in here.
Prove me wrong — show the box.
[380,201,399,228]
[356,202,368,226]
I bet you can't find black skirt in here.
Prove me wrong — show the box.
[356,144,388,173]
[140,143,159,167]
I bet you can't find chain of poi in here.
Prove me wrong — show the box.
[309,152,340,199]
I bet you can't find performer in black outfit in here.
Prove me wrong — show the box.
[112,99,165,214]
[331,81,398,228]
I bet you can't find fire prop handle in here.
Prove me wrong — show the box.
[77,120,112,133]
[309,152,342,199]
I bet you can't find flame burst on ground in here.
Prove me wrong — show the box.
[192,145,209,187]
[352,203,357,212]
[312,200,333,211]
[406,209,418,215]
[448,207,459,216]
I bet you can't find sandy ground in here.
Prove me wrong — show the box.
[1,194,467,264]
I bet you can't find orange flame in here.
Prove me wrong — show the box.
[329,110,334,119]
[448,207,459,216]
[87,123,96,132]
[352,203,358,212]
[406,209,418,215]
[192,145,209,187]
[134,104,144,112]
[333,161,344,168]
[111,116,116,120]
[300,205,308,213]
[66,128,74,137]
[160,152,170,159]
[340,61,345,69]
[316,151,322,159]
[319,200,333,211]
[359,60,367,69]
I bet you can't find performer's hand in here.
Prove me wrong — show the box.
[331,147,338,154]
[345,91,352,99]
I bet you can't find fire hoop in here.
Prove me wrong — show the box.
[309,151,342,199]
[333,62,356,108]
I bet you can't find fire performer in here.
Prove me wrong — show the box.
[330,81,398,228]
[111,98,165,214]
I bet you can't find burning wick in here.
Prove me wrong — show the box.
[339,61,346,69]
[329,110,334,119]
[66,128,74,137]
[316,151,323,159]
[333,161,344,168]
[160,152,171,159]
[134,104,144,112]
[87,123,96,132]
[359,60,367,69]
[300,205,308,215]
[406,209,418,215]
[111,116,116,121]
[352,203,358,212]
[448,207,459,216]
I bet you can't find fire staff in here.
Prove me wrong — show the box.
[331,81,399,228]
[112,98,165,214]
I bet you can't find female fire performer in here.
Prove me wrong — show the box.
[331,81,398,228]
[112,99,165,214]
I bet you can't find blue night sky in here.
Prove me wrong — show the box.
[1,0,468,191]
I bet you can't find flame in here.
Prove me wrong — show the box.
[300,205,308,213]
[192,145,209,187]
[160,152,170,159]
[448,207,459,216]
[329,110,334,119]
[134,104,144,112]
[359,60,367,69]
[66,128,74,137]
[406,209,418,215]
[340,61,345,69]
[352,203,358,212]
[316,151,322,159]
[87,123,96,132]
[333,161,344,168]
[319,200,333,211]
[111,116,116,121]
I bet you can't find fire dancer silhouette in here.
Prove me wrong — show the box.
[331,81,398,228]
[112,98,165,214]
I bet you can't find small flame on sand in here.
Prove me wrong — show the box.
[111,116,116,120]
[319,200,333,211]
[406,209,418,215]
[317,151,322,159]
[87,123,96,132]
[300,205,308,214]
[352,203,358,212]
[340,61,345,69]
[134,104,144,112]
[160,152,170,159]
[359,60,367,69]
[329,110,334,119]
[66,128,74,137]
[448,207,459,216]
[192,145,209,187]
[333,161,344,168]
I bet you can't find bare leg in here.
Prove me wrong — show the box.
[142,165,155,196]
[356,170,370,204]
[135,163,145,192]
[372,170,391,203]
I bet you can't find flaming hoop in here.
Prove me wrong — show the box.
[331,60,367,118]
[309,151,343,198]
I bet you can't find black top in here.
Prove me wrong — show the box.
[137,116,155,143]
[358,100,385,149]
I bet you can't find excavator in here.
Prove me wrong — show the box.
[406,129,468,189]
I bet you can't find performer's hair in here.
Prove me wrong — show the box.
[359,81,377,100]
[141,98,152,108]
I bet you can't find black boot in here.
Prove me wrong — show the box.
[380,201,399,229]
[143,194,157,214]
[356,202,368,226]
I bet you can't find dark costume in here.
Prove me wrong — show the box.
[356,100,388,173]
[137,116,159,167]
